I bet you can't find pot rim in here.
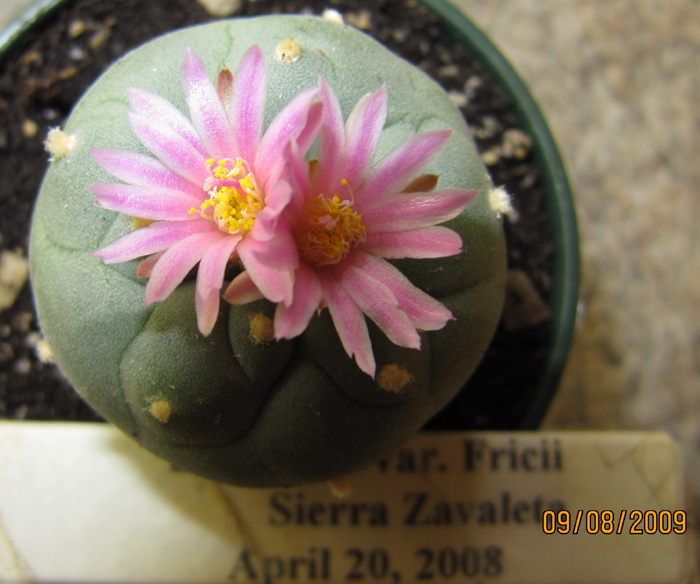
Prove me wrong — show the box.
[2,0,579,430]
[0,0,64,58]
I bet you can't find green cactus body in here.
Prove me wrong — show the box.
[29,15,506,486]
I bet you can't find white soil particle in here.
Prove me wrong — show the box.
[480,148,500,167]
[345,9,371,30]
[70,46,87,61]
[447,90,468,109]
[322,8,344,24]
[88,28,110,50]
[0,250,29,312]
[22,119,38,138]
[68,19,86,38]
[438,64,460,78]
[14,358,32,375]
[474,115,500,140]
[501,128,532,159]
[464,75,482,91]
[27,332,55,363]
[197,0,241,17]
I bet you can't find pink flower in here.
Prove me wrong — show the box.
[91,46,322,335]
[225,80,478,377]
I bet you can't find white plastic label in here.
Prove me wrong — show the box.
[0,423,691,584]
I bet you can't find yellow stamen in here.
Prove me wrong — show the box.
[297,182,366,266]
[194,157,264,235]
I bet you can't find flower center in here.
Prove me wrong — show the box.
[296,182,366,266]
[190,158,263,235]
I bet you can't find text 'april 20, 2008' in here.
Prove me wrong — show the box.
[229,545,504,584]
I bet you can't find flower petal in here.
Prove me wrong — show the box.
[223,271,264,305]
[279,140,312,223]
[346,252,453,331]
[92,183,202,221]
[92,220,217,263]
[312,78,345,196]
[274,262,323,340]
[318,270,376,377]
[195,234,242,335]
[90,149,202,198]
[194,290,220,337]
[145,231,225,305]
[230,45,266,164]
[249,139,313,243]
[334,258,421,350]
[343,85,387,186]
[362,226,463,259]
[248,163,294,242]
[237,237,294,305]
[137,252,163,279]
[128,112,209,186]
[250,232,298,271]
[181,47,236,160]
[354,130,452,207]
[127,87,207,157]
[296,101,325,154]
[254,86,321,188]
[361,189,477,232]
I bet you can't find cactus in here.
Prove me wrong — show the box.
[29,15,506,487]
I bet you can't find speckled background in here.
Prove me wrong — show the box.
[2,0,699,569]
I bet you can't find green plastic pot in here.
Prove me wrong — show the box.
[2,0,578,432]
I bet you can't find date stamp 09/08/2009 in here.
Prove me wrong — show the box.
[542,509,687,535]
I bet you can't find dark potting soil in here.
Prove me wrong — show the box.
[0,0,553,428]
